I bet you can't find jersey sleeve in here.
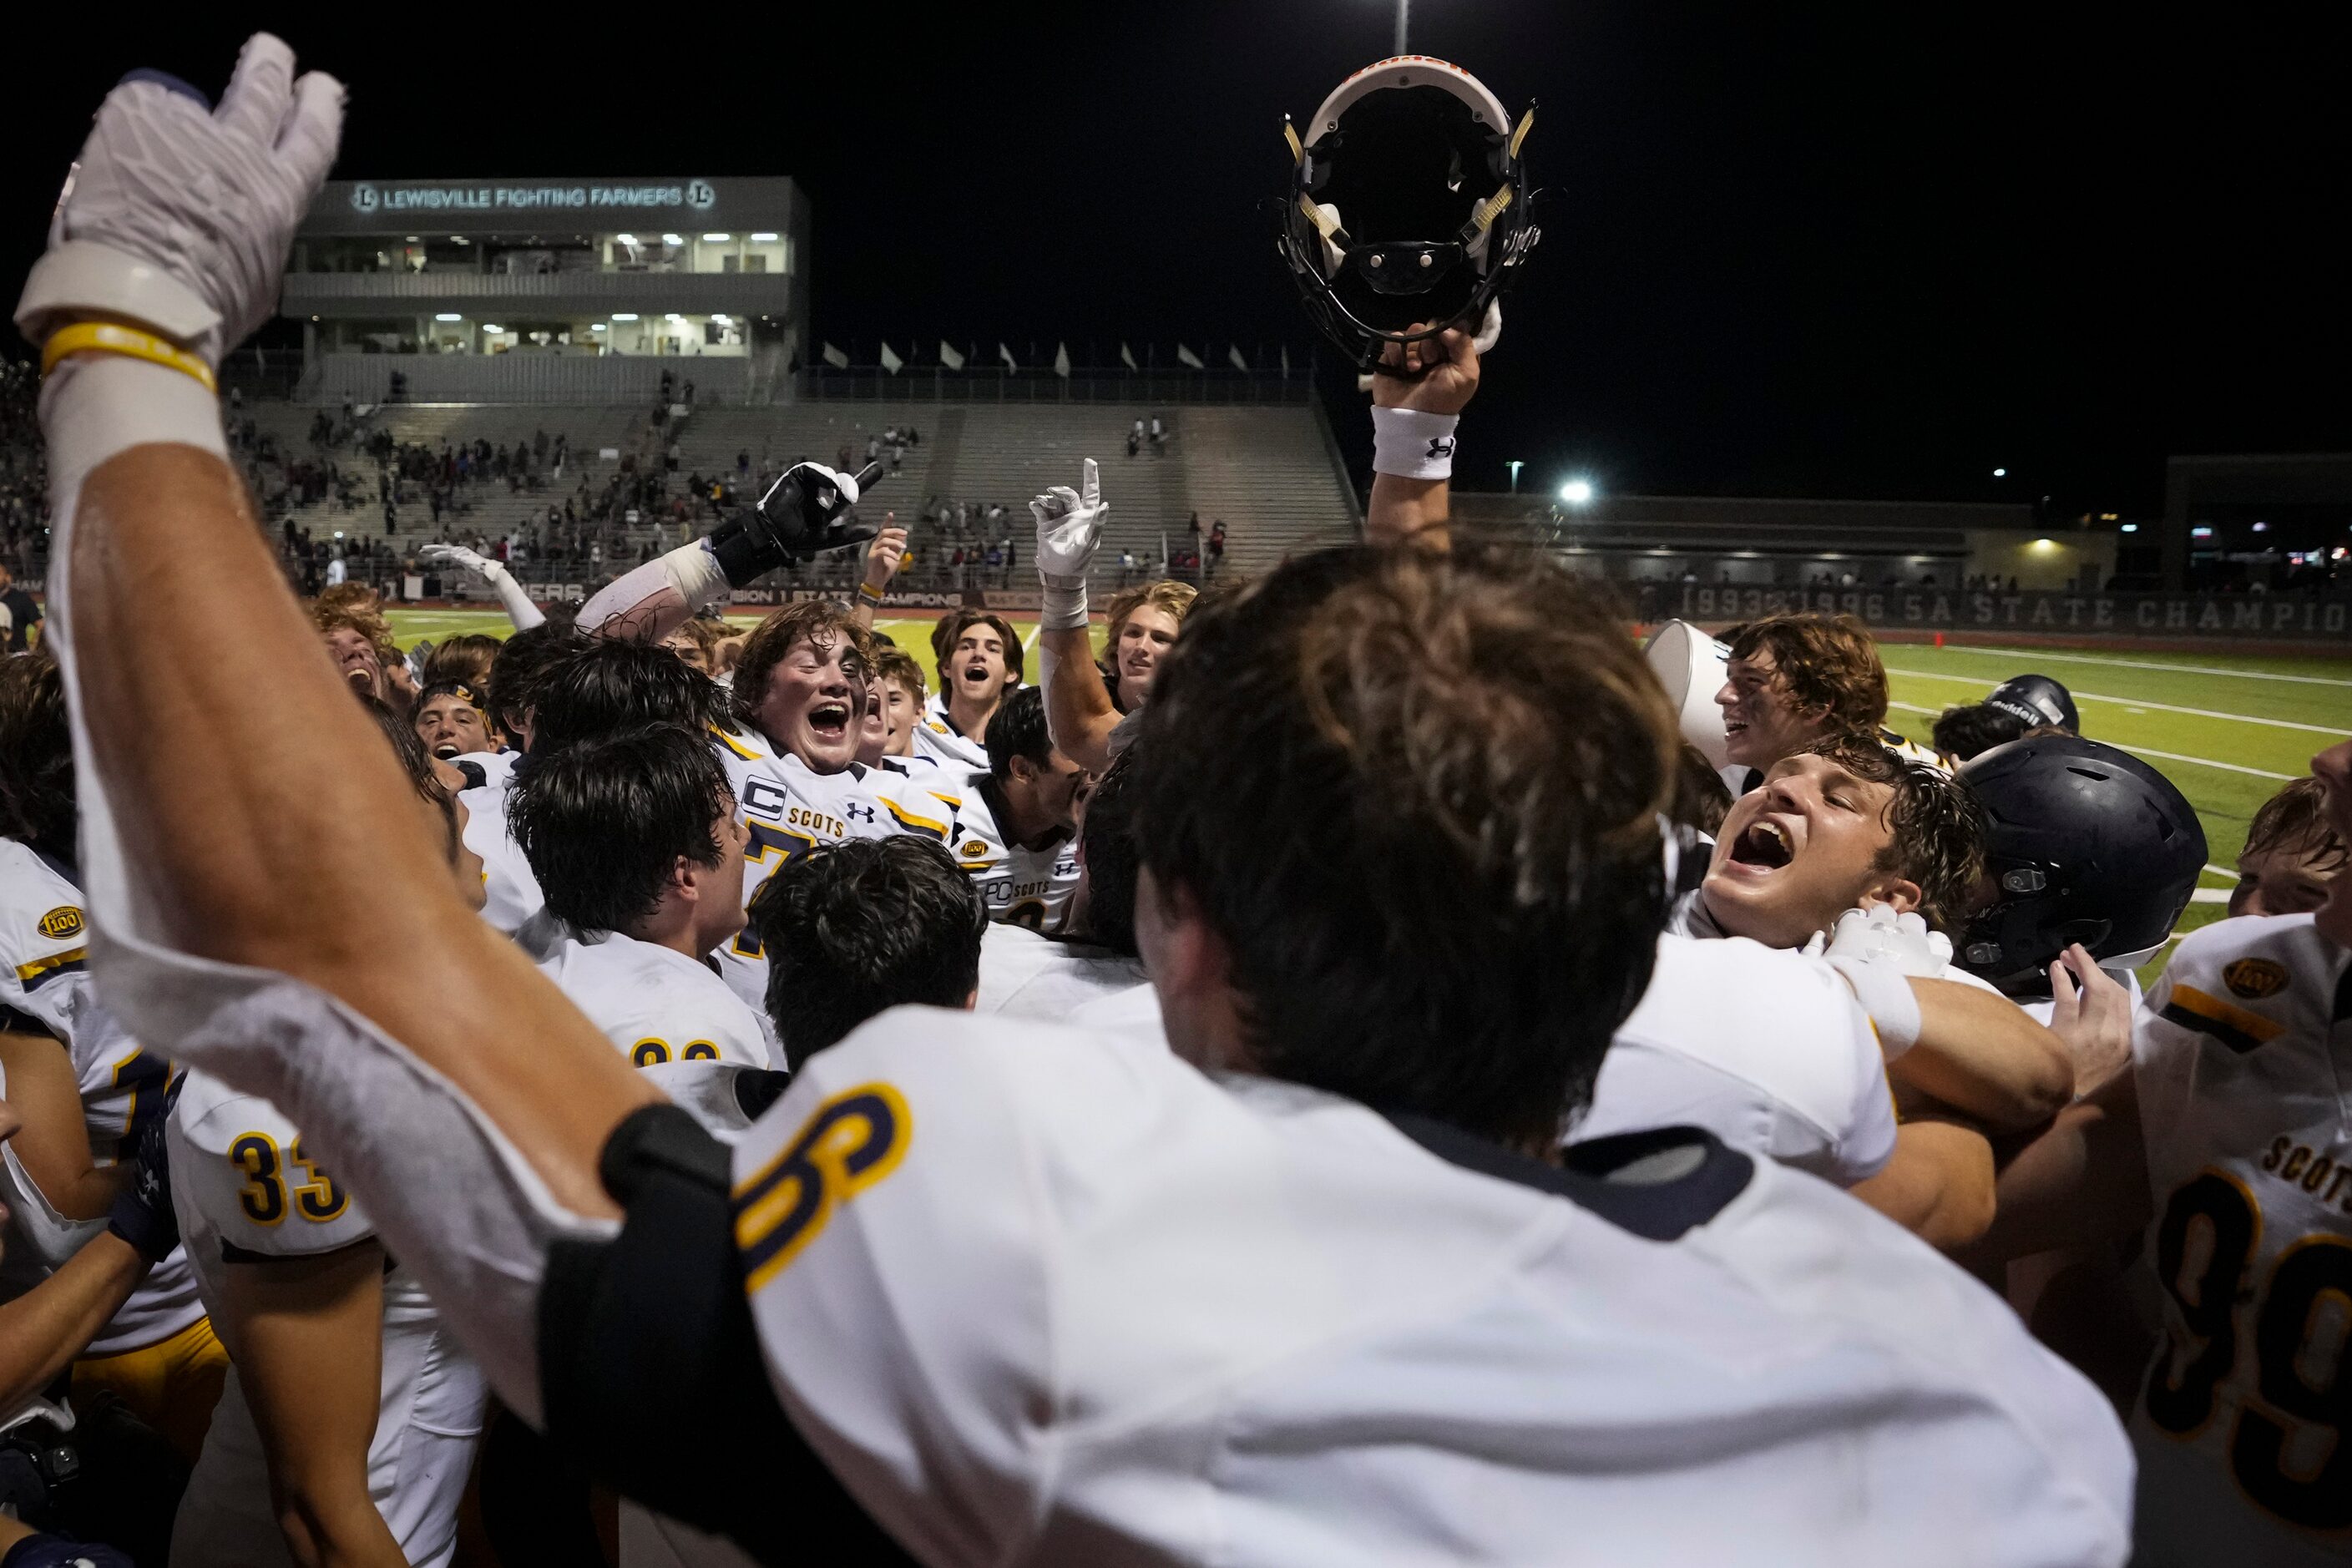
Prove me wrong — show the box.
[0,894,90,1042]
[178,1095,377,1258]
[731,1008,1072,1562]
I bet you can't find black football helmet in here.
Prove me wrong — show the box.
[1985,674,2080,734]
[1957,735,2206,994]
[1278,58,1540,371]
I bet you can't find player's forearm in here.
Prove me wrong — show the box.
[488,569,545,631]
[1850,1121,1996,1252]
[1889,979,2074,1131]
[67,443,649,1220]
[1959,1075,2150,1268]
[1040,624,1120,773]
[0,1231,147,1413]
[1365,473,1450,552]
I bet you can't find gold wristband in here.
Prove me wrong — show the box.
[857,580,887,603]
[42,321,216,393]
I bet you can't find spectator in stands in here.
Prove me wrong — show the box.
[1208,520,1227,574]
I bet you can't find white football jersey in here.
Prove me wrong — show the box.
[457,774,544,935]
[167,1072,488,1568]
[1062,980,1165,1042]
[910,693,989,771]
[452,748,517,791]
[0,838,205,1354]
[1580,933,1898,1186]
[2126,913,2352,1566]
[974,923,1144,1021]
[732,1009,2133,1565]
[710,726,961,1014]
[536,927,773,1070]
[932,775,1080,933]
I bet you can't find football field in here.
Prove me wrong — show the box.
[387,609,2351,970]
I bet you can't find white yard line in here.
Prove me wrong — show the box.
[2191,888,2233,903]
[1915,644,2352,688]
[1885,701,2298,780]
[1886,667,2346,736]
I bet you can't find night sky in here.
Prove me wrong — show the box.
[5,4,2346,515]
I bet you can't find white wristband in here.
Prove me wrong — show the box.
[1828,956,1925,1059]
[1039,579,1088,632]
[1371,406,1459,480]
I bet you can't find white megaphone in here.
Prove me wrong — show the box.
[1643,620,1735,772]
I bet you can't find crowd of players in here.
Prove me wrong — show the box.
[3,34,2350,1568]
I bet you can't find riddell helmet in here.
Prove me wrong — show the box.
[1957,735,2206,994]
[1985,673,2080,733]
[1278,58,1540,371]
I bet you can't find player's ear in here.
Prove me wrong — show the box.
[1866,875,1923,917]
[961,986,979,1012]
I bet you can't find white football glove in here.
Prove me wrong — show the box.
[1032,458,1107,589]
[1805,905,1950,1058]
[15,34,345,366]
[420,543,508,585]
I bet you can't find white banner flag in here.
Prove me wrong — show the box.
[1120,341,1139,371]
[999,342,1019,370]
[879,341,904,375]
[821,341,849,369]
[938,340,965,370]
[1228,343,1250,372]
[1176,343,1204,369]
[1053,342,1071,379]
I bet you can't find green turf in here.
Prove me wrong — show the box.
[1876,642,2352,974]
[389,609,2350,976]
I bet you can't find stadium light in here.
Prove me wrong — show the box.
[612,313,639,321]
[615,234,636,245]
[590,324,606,332]
[661,233,684,245]
[2192,526,2215,539]
[665,312,687,323]
[2252,520,2269,533]
[711,313,731,325]
[2030,538,2056,551]
[1992,467,2006,478]
[434,313,462,322]
[751,232,778,242]
[703,232,731,242]
[1506,459,1524,492]
[483,324,503,333]
[405,235,419,243]
[1558,478,1595,506]
[2120,523,2138,533]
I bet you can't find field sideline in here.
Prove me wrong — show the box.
[386,609,2351,976]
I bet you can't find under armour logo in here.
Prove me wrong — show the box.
[1427,436,1456,459]
[844,802,878,824]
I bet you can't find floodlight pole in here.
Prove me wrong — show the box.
[1394,0,1410,53]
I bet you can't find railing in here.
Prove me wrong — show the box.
[280,271,794,312]
[795,367,1313,406]
[305,352,751,406]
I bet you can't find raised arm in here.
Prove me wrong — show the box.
[1034,458,1122,771]
[1363,323,1479,551]
[23,36,653,1421]
[418,543,544,632]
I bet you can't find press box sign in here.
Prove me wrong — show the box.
[346,180,718,215]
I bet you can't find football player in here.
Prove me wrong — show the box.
[913,609,1022,771]
[509,723,771,1070]
[1101,579,1195,713]
[0,653,221,1462]
[1974,737,2352,1565]
[410,677,492,766]
[25,40,2131,1564]
[938,686,1085,931]
[1714,612,1928,787]
[167,702,488,1568]
[2229,774,2346,918]
[1931,672,2083,766]
[974,742,1148,1020]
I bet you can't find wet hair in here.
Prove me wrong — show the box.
[486,621,590,745]
[1723,613,1889,733]
[531,640,731,758]
[422,633,503,692]
[0,651,74,858]
[1930,701,2028,765]
[2243,776,2349,875]
[983,685,1055,785]
[1795,731,1987,934]
[510,723,732,934]
[1077,742,1144,955]
[356,693,458,863]
[733,600,862,726]
[1134,547,1679,1147]
[748,836,986,1066]
[874,647,927,703]
[938,610,1025,691]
